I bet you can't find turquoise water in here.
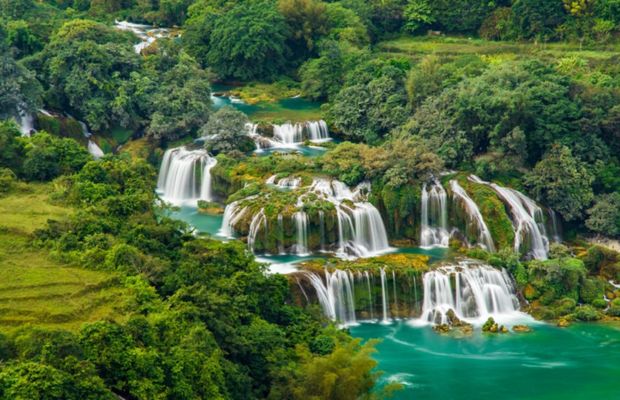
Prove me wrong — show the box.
[351,321,620,400]
[211,85,322,121]
[168,206,223,237]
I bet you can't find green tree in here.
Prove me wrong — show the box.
[205,1,290,80]
[510,0,567,40]
[327,61,408,144]
[0,121,24,172]
[145,52,212,142]
[403,0,435,33]
[270,339,400,400]
[525,145,594,222]
[41,19,140,131]
[22,132,91,181]
[586,193,620,237]
[0,361,114,400]
[278,0,329,59]
[201,106,254,154]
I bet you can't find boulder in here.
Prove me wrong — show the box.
[512,325,533,333]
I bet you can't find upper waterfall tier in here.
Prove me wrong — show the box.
[449,180,495,252]
[157,147,217,206]
[219,178,391,258]
[420,181,450,248]
[469,175,550,260]
[246,120,331,150]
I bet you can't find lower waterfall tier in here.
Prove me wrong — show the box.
[291,258,530,327]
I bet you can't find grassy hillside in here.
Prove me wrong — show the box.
[377,35,620,62]
[0,184,132,333]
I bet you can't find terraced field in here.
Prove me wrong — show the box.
[0,184,132,332]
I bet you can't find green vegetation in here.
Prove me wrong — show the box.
[2,0,620,397]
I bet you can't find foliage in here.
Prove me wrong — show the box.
[144,51,212,142]
[40,19,139,131]
[202,106,254,154]
[278,0,328,59]
[585,193,620,237]
[403,0,434,34]
[525,145,594,222]
[270,339,400,399]
[204,1,290,80]
[21,132,91,181]
[327,60,408,144]
[0,43,42,120]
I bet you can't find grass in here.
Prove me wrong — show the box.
[377,35,620,62]
[0,183,132,333]
[229,80,301,104]
[0,183,72,234]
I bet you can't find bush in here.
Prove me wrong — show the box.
[574,305,602,321]
[0,168,16,195]
[591,298,608,309]
[582,245,618,274]
[607,298,620,317]
[579,278,604,304]
[553,297,577,316]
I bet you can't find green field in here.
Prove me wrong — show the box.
[0,184,132,333]
[377,35,620,62]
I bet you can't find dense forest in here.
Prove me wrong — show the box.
[1,0,620,399]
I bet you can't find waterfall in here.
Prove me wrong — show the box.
[309,179,390,258]
[266,175,302,189]
[420,181,450,248]
[247,208,266,253]
[303,270,357,326]
[470,175,549,260]
[417,261,523,326]
[306,120,330,142]
[277,214,285,254]
[156,147,217,206]
[17,107,34,137]
[548,209,562,243]
[247,120,332,149]
[219,201,248,238]
[380,268,390,323]
[114,20,169,54]
[449,180,495,251]
[293,211,309,256]
[88,140,105,159]
[392,270,398,317]
[319,210,326,251]
[273,123,304,145]
[365,271,373,320]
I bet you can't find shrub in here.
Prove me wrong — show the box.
[574,305,602,321]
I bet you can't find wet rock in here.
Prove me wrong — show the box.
[557,318,571,328]
[512,325,533,333]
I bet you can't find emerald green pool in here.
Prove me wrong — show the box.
[351,321,620,400]
[211,85,322,122]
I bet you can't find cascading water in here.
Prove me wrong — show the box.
[219,200,248,238]
[380,268,390,323]
[246,120,332,150]
[449,180,495,251]
[247,208,266,253]
[420,181,450,248]
[416,261,525,326]
[470,175,549,260]
[303,269,357,326]
[306,120,330,142]
[17,107,34,137]
[266,175,302,189]
[292,211,309,255]
[308,179,390,258]
[157,147,217,206]
[273,123,304,145]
